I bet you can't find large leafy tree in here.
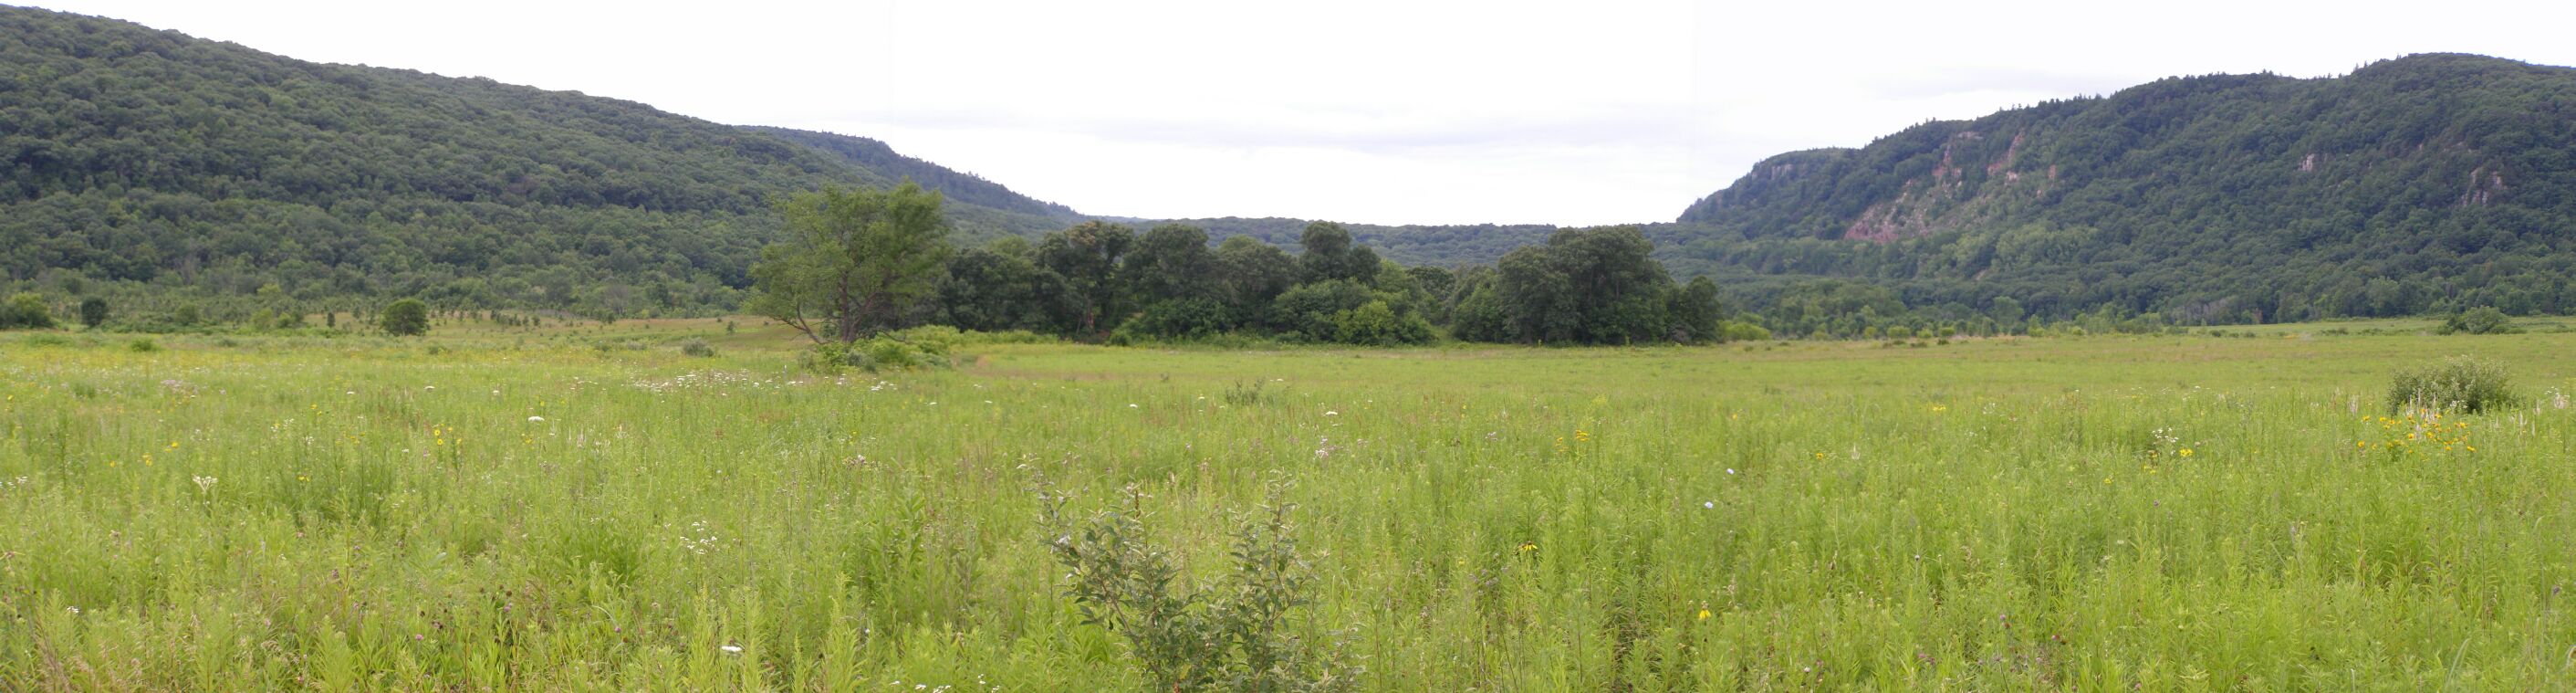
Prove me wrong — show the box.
[1125,224,1220,306]
[1214,236,1300,329]
[1038,221,1138,337]
[1297,222,1380,285]
[940,244,1074,333]
[746,182,952,343]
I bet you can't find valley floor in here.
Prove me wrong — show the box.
[4,323,2574,690]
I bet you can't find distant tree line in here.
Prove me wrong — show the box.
[747,184,1745,347]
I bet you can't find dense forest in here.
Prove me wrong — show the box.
[0,6,1074,323]
[1657,53,2576,332]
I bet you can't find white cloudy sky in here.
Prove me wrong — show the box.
[28,0,2576,226]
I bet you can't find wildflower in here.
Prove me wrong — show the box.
[1703,501,1716,509]
[720,645,743,654]
[1697,608,1712,620]
[1324,410,1338,416]
[1517,541,1537,553]
[1726,468,1736,475]
[2178,448,2194,457]
[528,415,545,422]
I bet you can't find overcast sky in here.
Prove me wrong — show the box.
[27,0,2576,226]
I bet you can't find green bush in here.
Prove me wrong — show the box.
[381,299,430,336]
[801,335,952,373]
[1,293,55,330]
[1113,299,1229,343]
[128,338,159,352]
[1036,478,1360,692]
[1330,300,1434,346]
[678,339,716,358]
[2388,356,2519,414]
[78,297,109,329]
[2437,307,2517,335]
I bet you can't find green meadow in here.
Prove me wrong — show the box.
[5,323,2576,690]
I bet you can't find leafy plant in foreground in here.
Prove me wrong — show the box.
[1035,476,1359,692]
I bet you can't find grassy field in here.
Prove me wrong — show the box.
[5,322,2576,690]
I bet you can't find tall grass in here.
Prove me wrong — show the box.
[2,327,2573,689]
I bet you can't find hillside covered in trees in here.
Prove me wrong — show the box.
[1667,53,2576,330]
[0,6,1077,320]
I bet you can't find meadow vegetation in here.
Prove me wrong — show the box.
[5,321,2576,689]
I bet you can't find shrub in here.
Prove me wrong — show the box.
[2388,356,2519,414]
[1222,379,1280,406]
[1036,477,1360,692]
[678,338,717,358]
[1114,299,1229,343]
[128,338,159,352]
[2437,307,2517,335]
[78,297,109,329]
[800,335,951,373]
[1330,300,1434,346]
[1,293,55,330]
[381,299,430,336]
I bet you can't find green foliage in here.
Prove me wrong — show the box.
[0,293,54,330]
[1038,222,1139,338]
[1659,54,2576,330]
[746,183,953,343]
[2438,307,2519,335]
[1114,299,1231,343]
[1454,226,1702,345]
[940,245,1076,334]
[1297,222,1381,285]
[1215,236,1301,329]
[2388,355,2520,414]
[125,337,157,352]
[1038,478,1359,692]
[677,339,716,358]
[379,299,431,336]
[800,332,953,373]
[77,297,109,329]
[1330,300,1434,346]
[0,7,1070,317]
[1126,225,1222,307]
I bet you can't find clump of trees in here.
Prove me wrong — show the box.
[1447,226,1736,344]
[746,188,1739,347]
[1,293,56,330]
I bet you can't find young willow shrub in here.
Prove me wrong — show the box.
[2388,355,2520,414]
[1034,477,1359,693]
[2436,307,2518,335]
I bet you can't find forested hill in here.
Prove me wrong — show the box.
[1663,54,2576,325]
[0,6,1077,315]
[745,126,1079,225]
